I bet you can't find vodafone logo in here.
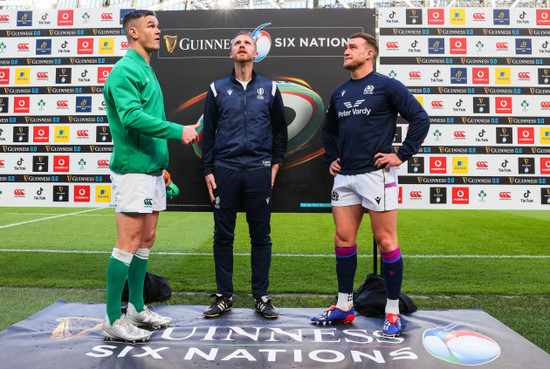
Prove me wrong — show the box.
[74,185,90,202]
[496,42,508,50]
[36,72,48,79]
[409,71,421,78]
[450,38,467,54]
[386,42,399,49]
[496,97,512,114]
[476,161,489,168]
[77,130,89,137]
[97,67,112,84]
[541,158,550,174]
[58,10,73,26]
[54,155,70,172]
[472,13,486,20]
[454,131,466,138]
[431,101,443,108]
[430,157,447,173]
[57,100,69,108]
[14,189,26,197]
[33,126,49,142]
[97,159,110,167]
[0,159,4,167]
[541,101,550,109]
[0,68,9,84]
[472,68,489,84]
[14,97,29,113]
[499,192,512,199]
[517,72,530,80]
[452,187,469,204]
[409,191,422,198]
[518,127,534,144]
[101,13,114,20]
[428,9,444,25]
[77,38,94,54]
[536,9,550,25]
[17,43,29,50]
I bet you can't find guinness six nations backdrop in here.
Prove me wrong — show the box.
[0,7,549,210]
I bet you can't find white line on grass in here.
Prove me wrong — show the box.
[0,249,548,258]
[0,208,104,229]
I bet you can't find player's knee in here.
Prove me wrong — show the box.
[334,233,356,247]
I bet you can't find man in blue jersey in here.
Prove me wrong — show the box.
[311,33,430,336]
[201,31,287,319]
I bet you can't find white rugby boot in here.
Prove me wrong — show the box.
[126,302,172,329]
[102,315,152,343]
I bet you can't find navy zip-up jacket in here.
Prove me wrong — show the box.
[201,71,287,176]
[323,71,430,175]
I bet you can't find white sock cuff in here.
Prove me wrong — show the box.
[135,248,150,260]
[385,298,400,315]
[111,248,134,266]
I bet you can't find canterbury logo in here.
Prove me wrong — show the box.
[120,41,129,49]
[409,71,421,78]
[144,198,153,206]
[343,99,365,108]
[496,42,508,49]
[477,161,489,168]
[57,100,69,107]
[97,159,109,167]
[17,43,29,50]
[499,192,512,199]
[163,35,178,53]
[431,101,443,108]
[386,42,399,49]
[541,101,550,108]
[409,191,422,198]
[101,13,113,20]
[0,15,9,22]
[77,130,88,137]
[517,72,530,79]
[473,13,486,20]
[454,131,466,138]
[36,72,48,79]
[14,189,25,196]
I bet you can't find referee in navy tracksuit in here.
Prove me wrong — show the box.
[201,31,287,319]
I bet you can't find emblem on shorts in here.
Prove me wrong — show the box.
[214,196,220,209]
[144,198,152,207]
[374,196,381,204]
[332,191,339,201]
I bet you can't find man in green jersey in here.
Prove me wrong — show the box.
[102,9,198,342]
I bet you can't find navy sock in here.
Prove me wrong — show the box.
[380,248,403,300]
[335,244,358,294]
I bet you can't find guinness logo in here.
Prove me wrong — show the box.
[484,87,490,94]
[58,186,64,192]
[25,117,30,123]
[509,177,514,184]
[485,147,491,154]
[26,58,32,65]
[51,317,103,340]
[523,158,529,164]
[438,87,443,94]
[393,146,399,153]
[546,189,550,195]
[67,175,72,182]
[70,58,75,64]
[6,30,11,37]
[47,87,53,94]
[46,146,51,152]
[416,58,421,64]
[163,35,178,53]
[101,126,107,133]
[2,145,6,152]
[413,158,418,164]
[91,86,96,93]
[23,175,29,181]
[437,29,442,35]
[439,146,444,153]
[483,29,488,35]
[18,127,23,133]
[38,156,43,162]
[460,58,466,64]
[436,188,441,194]
[462,177,468,183]
[530,88,536,94]
[529,29,533,36]
[68,116,74,123]
[502,128,507,134]
[393,28,398,35]
[93,29,98,36]
[532,147,537,154]
[4,88,8,94]
[506,58,512,65]
[479,98,484,103]
[508,118,513,124]
[417,177,422,184]
[89,145,95,152]
[49,30,54,36]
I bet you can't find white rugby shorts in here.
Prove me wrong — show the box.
[331,167,399,211]
[110,171,166,213]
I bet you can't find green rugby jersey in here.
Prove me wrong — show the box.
[104,49,183,174]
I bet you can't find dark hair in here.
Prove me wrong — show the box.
[122,9,156,36]
[349,32,379,59]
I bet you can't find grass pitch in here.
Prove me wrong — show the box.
[0,207,548,352]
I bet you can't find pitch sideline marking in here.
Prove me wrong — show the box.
[0,249,548,258]
[0,208,104,230]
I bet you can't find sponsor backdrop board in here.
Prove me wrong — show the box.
[379,8,550,209]
[0,301,548,368]
[0,8,374,212]
[1,8,549,209]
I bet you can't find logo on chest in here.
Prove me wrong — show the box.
[338,99,371,118]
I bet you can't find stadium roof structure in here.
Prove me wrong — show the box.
[1,0,549,10]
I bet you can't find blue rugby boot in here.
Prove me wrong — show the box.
[311,306,355,325]
[382,313,403,337]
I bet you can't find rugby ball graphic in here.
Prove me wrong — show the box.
[192,79,324,160]
[423,323,501,366]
